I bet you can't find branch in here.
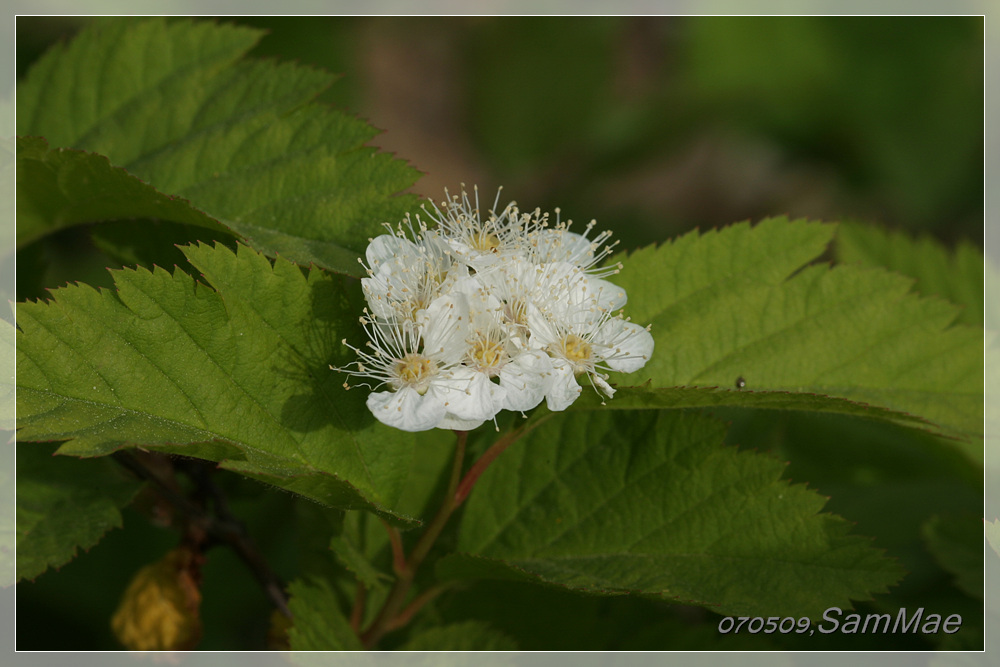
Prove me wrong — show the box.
[454,422,526,507]
[360,430,468,648]
[113,451,291,618]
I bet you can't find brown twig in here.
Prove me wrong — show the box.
[385,583,452,632]
[350,582,367,633]
[381,520,407,576]
[358,417,541,647]
[113,451,292,618]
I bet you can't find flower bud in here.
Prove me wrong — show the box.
[111,546,203,651]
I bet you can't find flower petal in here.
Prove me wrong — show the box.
[499,349,553,412]
[422,294,470,362]
[437,414,486,431]
[592,373,616,399]
[595,319,654,373]
[366,387,447,432]
[545,358,582,411]
[532,229,593,266]
[441,367,507,422]
[588,277,628,311]
[365,233,414,269]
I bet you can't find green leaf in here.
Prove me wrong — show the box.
[16,242,419,524]
[614,216,835,325]
[922,513,984,599]
[90,218,233,275]
[573,383,935,431]
[400,621,518,651]
[433,578,713,650]
[610,218,982,439]
[720,409,981,620]
[16,442,142,582]
[329,533,392,590]
[439,409,903,619]
[286,577,362,650]
[617,614,778,650]
[296,430,457,634]
[17,17,421,276]
[835,222,984,327]
[16,136,236,248]
[18,18,263,150]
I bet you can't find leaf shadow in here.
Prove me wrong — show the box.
[278,274,375,434]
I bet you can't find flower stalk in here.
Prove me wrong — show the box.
[360,430,468,648]
[454,422,528,507]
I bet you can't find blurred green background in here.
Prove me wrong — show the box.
[15,15,985,650]
[16,16,983,257]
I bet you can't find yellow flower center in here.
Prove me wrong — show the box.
[556,334,593,374]
[393,353,436,393]
[468,337,506,375]
[503,299,528,328]
[401,296,429,322]
[471,230,501,252]
[397,269,447,321]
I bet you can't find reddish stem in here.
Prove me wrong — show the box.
[360,430,467,648]
[360,421,534,647]
[349,582,366,633]
[453,424,526,507]
[385,584,450,632]
[382,521,406,576]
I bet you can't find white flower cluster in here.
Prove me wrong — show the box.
[335,187,654,432]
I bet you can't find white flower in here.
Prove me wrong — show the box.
[338,186,655,431]
[498,348,554,412]
[360,226,464,325]
[527,212,622,279]
[461,283,554,414]
[335,295,477,432]
[487,259,626,332]
[527,301,654,410]
[419,186,543,273]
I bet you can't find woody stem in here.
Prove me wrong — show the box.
[360,430,467,648]
[112,451,291,618]
[453,422,527,507]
